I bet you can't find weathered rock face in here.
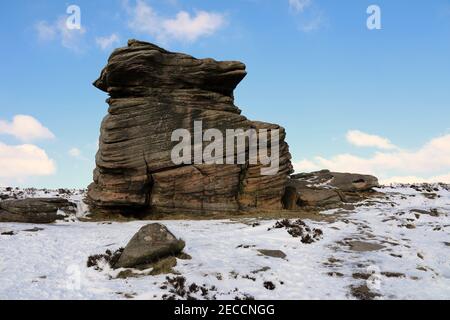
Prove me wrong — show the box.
[284,170,380,210]
[291,170,379,192]
[0,198,76,223]
[87,40,293,216]
[115,223,185,269]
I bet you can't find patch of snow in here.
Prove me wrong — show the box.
[0,185,449,300]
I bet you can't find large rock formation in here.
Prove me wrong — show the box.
[87,40,293,216]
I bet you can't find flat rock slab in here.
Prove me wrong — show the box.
[291,170,379,192]
[286,170,380,210]
[347,241,385,252]
[1,230,15,236]
[0,198,76,224]
[257,249,287,259]
[23,227,45,232]
[115,223,185,269]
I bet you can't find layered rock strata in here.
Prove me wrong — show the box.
[284,170,380,210]
[0,198,76,223]
[87,40,293,216]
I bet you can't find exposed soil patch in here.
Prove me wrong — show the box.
[381,272,406,278]
[23,227,44,232]
[350,284,381,300]
[263,281,276,290]
[236,244,256,249]
[352,273,371,280]
[422,193,438,200]
[269,219,323,244]
[347,241,385,252]
[251,266,271,274]
[116,256,179,279]
[327,272,344,278]
[115,292,137,299]
[235,294,255,300]
[410,209,441,217]
[87,248,124,270]
[242,274,257,281]
[161,276,251,300]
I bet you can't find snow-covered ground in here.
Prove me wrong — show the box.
[0,185,449,300]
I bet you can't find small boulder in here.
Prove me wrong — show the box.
[114,223,185,269]
[0,198,76,223]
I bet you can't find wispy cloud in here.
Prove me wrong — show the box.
[36,21,57,41]
[299,12,324,32]
[125,0,226,43]
[0,115,55,142]
[288,0,325,33]
[96,33,120,51]
[68,147,90,162]
[35,17,87,53]
[68,148,81,158]
[294,133,450,184]
[289,0,312,13]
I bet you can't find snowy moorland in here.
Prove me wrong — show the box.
[0,185,449,300]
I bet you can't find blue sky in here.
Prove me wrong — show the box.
[1,0,450,188]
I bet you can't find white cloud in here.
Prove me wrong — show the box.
[162,11,225,42]
[36,21,57,41]
[381,174,450,185]
[289,0,312,13]
[347,130,397,150]
[96,33,120,50]
[126,0,226,43]
[35,17,86,52]
[293,134,450,184]
[299,13,324,32]
[68,148,81,158]
[0,142,56,183]
[0,115,55,142]
[288,0,324,33]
